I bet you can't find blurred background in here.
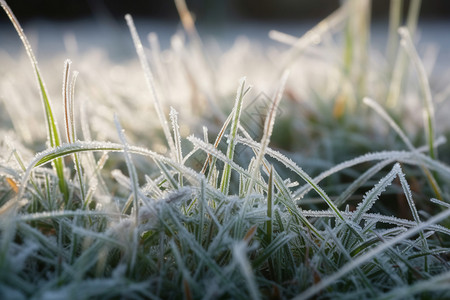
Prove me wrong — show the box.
[0,0,449,24]
[1,1,449,58]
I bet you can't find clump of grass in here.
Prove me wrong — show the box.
[1,0,450,299]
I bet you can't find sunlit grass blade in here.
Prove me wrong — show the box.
[62,60,86,206]
[125,14,176,159]
[0,0,68,200]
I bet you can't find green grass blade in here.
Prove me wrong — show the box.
[0,1,68,200]
[220,77,250,195]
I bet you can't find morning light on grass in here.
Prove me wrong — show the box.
[1,0,450,299]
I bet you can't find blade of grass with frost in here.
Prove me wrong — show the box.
[170,107,183,187]
[154,160,179,190]
[21,140,226,205]
[397,167,430,272]
[364,97,414,150]
[228,131,323,238]
[252,232,294,269]
[257,160,323,239]
[353,163,400,224]
[0,0,68,200]
[399,27,436,160]
[196,178,206,244]
[162,209,246,299]
[220,78,250,195]
[364,97,442,199]
[431,198,450,209]
[266,166,273,244]
[301,210,450,236]
[289,138,446,200]
[334,159,395,208]
[295,207,450,300]
[125,14,176,159]
[247,70,289,193]
[62,60,87,205]
[201,107,233,175]
[115,116,140,226]
[169,107,183,165]
[236,135,346,223]
[189,136,260,184]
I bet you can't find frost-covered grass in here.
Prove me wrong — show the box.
[1,0,450,299]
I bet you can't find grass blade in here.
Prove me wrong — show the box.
[125,14,176,159]
[0,0,68,200]
[220,77,250,195]
[247,70,289,193]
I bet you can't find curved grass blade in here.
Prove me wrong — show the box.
[364,97,442,200]
[352,163,400,224]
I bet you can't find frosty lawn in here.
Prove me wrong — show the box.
[1,0,450,299]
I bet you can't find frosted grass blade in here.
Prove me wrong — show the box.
[295,207,450,300]
[125,14,176,159]
[62,60,86,205]
[220,77,250,195]
[170,107,183,186]
[0,0,68,200]
[247,70,289,193]
[364,97,442,200]
[115,116,140,224]
[353,163,400,223]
